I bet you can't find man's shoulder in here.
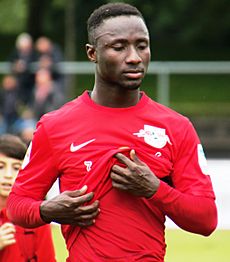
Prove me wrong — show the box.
[39,95,83,127]
[147,96,189,123]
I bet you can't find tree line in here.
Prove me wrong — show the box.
[0,0,230,61]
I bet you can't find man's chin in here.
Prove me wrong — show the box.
[123,80,142,90]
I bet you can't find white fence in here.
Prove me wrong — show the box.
[1,61,230,106]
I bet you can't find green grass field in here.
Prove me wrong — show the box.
[165,229,230,262]
[51,225,230,262]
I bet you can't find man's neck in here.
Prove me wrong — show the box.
[90,87,141,108]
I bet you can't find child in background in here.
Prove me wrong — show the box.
[0,134,56,261]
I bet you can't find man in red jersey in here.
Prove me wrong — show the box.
[0,134,56,261]
[7,3,217,261]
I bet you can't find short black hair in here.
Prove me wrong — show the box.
[87,2,145,45]
[0,134,27,160]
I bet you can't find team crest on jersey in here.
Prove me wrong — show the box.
[21,142,32,169]
[133,125,172,148]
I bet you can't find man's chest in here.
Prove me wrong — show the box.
[53,115,174,189]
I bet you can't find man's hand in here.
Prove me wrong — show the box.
[0,223,16,250]
[111,149,160,198]
[40,185,100,227]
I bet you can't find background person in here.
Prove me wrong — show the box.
[12,108,37,146]
[0,134,56,261]
[34,36,65,93]
[0,75,21,134]
[7,3,217,261]
[29,68,65,121]
[8,33,36,106]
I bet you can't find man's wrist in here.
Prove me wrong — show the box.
[146,178,160,198]
[39,201,52,223]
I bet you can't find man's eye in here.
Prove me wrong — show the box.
[112,45,124,51]
[138,44,148,50]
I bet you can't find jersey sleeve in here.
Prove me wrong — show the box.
[147,120,217,236]
[12,122,59,199]
[7,121,59,227]
[171,120,215,198]
[151,181,217,236]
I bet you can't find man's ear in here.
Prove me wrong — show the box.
[86,44,97,63]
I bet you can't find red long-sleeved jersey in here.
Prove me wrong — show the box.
[7,91,217,261]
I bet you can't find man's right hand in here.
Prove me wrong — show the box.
[40,185,100,227]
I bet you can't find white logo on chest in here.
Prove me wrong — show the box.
[70,139,95,152]
[133,125,172,148]
[84,161,93,172]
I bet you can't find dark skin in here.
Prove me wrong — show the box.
[40,185,100,227]
[86,15,150,108]
[40,15,160,226]
[111,150,160,198]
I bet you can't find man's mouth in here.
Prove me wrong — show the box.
[123,69,144,79]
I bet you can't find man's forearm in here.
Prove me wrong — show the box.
[151,181,217,236]
[7,192,46,228]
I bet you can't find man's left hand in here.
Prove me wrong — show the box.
[110,149,160,198]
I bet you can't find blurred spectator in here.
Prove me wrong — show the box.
[29,68,65,121]
[0,75,36,145]
[8,33,37,105]
[35,36,64,92]
[0,75,21,133]
[12,108,37,146]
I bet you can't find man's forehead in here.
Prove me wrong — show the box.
[94,15,149,41]
[99,15,147,30]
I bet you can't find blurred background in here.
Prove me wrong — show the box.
[0,0,229,156]
[0,0,229,261]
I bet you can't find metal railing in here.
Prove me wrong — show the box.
[1,61,230,106]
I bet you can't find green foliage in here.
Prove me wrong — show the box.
[0,0,26,33]
[68,0,229,60]
[0,0,229,117]
[73,74,230,117]
[131,0,230,46]
[0,0,230,58]
[168,74,230,116]
[170,75,230,102]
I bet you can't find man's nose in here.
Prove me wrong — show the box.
[126,46,142,64]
